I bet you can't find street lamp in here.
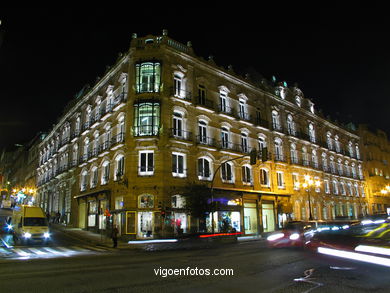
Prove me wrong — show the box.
[302,175,321,221]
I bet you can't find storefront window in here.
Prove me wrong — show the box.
[208,211,240,233]
[138,211,153,238]
[244,202,258,234]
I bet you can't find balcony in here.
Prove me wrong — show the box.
[271,122,283,133]
[194,96,215,112]
[196,135,218,148]
[169,128,193,142]
[171,87,192,103]
[219,141,252,154]
[110,132,125,150]
[217,103,235,118]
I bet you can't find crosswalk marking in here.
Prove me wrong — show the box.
[28,247,47,255]
[1,245,111,259]
[13,248,31,257]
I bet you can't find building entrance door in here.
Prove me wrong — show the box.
[78,201,86,229]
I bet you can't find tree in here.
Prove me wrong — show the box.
[182,183,213,232]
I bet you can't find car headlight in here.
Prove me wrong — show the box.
[44,232,50,238]
[23,232,32,238]
[289,233,300,240]
[6,224,13,231]
[267,233,284,241]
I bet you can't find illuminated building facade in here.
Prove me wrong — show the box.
[36,31,365,239]
[358,125,390,215]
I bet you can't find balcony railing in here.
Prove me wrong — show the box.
[194,96,215,110]
[169,128,192,141]
[171,87,192,102]
[196,135,217,147]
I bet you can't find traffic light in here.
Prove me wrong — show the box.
[250,149,257,165]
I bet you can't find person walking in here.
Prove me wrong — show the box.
[111,225,119,248]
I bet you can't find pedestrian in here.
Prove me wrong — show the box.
[111,225,119,248]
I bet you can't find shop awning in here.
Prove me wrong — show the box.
[73,189,110,199]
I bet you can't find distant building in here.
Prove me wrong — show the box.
[36,31,365,239]
[358,125,390,215]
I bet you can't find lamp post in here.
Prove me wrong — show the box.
[302,175,321,221]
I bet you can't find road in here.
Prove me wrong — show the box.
[1,238,390,292]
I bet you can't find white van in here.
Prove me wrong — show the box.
[9,205,51,244]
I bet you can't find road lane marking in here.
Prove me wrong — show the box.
[42,247,63,254]
[13,248,31,257]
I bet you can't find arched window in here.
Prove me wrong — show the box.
[241,165,252,184]
[330,156,336,173]
[101,160,110,185]
[302,147,309,166]
[332,180,339,194]
[311,150,318,168]
[260,168,270,186]
[115,154,125,180]
[322,153,328,172]
[136,62,161,93]
[308,123,316,143]
[272,110,281,131]
[348,141,354,157]
[198,157,212,180]
[326,132,333,150]
[355,144,360,160]
[221,161,234,183]
[241,133,249,153]
[290,143,298,164]
[172,111,184,138]
[221,127,230,149]
[274,138,283,161]
[238,98,248,120]
[335,135,341,153]
[287,114,296,136]
[198,120,208,144]
[337,158,343,175]
[80,169,88,191]
[90,166,98,188]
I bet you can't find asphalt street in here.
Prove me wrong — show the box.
[1,237,390,293]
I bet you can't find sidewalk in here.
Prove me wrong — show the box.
[51,224,129,249]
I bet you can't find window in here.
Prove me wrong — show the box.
[330,157,336,173]
[327,132,333,150]
[219,90,228,113]
[340,182,346,195]
[287,114,296,136]
[172,112,184,138]
[221,127,230,149]
[139,194,154,208]
[292,173,299,190]
[308,123,316,143]
[172,153,186,177]
[258,137,267,152]
[322,153,328,172]
[242,165,252,184]
[302,147,309,166]
[101,161,110,184]
[332,180,339,194]
[133,102,160,136]
[290,143,298,164]
[173,74,183,97]
[335,136,340,153]
[348,141,354,157]
[355,144,360,160]
[239,99,248,120]
[274,138,283,161]
[276,171,284,188]
[198,120,208,144]
[354,183,359,197]
[221,162,234,183]
[80,170,88,191]
[272,110,281,131]
[198,157,212,180]
[139,151,154,175]
[91,166,98,188]
[295,96,301,107]
[115,155,125,180]
[135,62,161,93]
[324,180,330,194]
[337,159,343,175]
[311,150,318,168]
[241,133,249,153]
[198,85,206,105]
[260,168,270,186]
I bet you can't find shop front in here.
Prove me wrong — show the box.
[74,190,110,232]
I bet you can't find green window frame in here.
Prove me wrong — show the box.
[133,101,160,136]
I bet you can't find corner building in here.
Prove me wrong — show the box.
[36,31,365,239]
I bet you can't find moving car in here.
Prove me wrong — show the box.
[8,205,51,244]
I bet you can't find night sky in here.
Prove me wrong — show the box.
[1,7,389,150]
